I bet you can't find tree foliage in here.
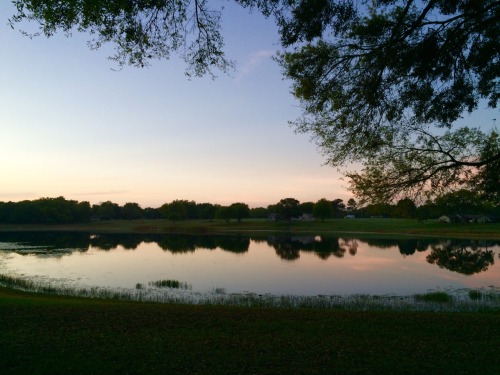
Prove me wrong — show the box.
[122,202,143,220]
[313,198,332,221]
[278,0,499,203]
[229,202,250,222]
[10,0,233,77]
[394,198,417,219]
[275,197,301,221]
[0,197,91,224]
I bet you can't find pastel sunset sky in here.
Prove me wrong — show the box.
[1,1,496,208]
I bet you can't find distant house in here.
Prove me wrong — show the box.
[464,214,494,223]
[296,213,315,221]
[438,214,462,223]
[476,215,494,223]
[344,214,356,219]
[268,213,281,221]
[439,214,494,223]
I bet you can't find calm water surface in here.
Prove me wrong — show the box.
[0,232,498,296]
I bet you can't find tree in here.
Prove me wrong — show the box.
[0,197,91,224]
[96,201,121,220]
[434,189,489,215]
[229,202,250,222]
[346,198,357,213]
[299,201,315,214]
[330,198,346,218]
[197,202,216,220]
[250,206,269,219]
[469,130,500,205]
[277,1,500,203]
[394,198,417,219]
[121,202,143,220]
[161,200,188,223]
[364,202,394,218]
[313,198,332,222]
[143,207,162,219]
[10,0,233,77]
[275,198,301,221]
[215,205,232,222]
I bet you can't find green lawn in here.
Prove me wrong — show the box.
[1,287,499,374]
[1,218,500,239]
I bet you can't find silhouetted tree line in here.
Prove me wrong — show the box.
[0,197,91,224]
[2,189,499,225]
[352,190,500,220]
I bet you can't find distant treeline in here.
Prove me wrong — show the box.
[0,189,499,224]
[0,197,91,224]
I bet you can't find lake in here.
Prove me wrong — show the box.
[0,232,498,297]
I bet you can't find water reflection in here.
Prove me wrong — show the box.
[1,232,499,296]
[427,240,496,275]
[0,232,498,276]
[362,238,433,255]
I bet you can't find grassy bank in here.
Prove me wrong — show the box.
[1,218,500,239]
[0,286,499,375]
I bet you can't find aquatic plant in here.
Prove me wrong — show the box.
[148,279,190,289]
[415,292,453,303]
[469,290,482,300]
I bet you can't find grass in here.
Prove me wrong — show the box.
[1,218,500,239]
[0,286,499,374]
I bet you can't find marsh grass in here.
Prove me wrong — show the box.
[1,273,498,312]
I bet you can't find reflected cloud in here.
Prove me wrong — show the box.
[349,258,398,272]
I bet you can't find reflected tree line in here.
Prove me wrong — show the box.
[0,232,496,276]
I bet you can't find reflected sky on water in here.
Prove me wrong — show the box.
[0,233,498,296]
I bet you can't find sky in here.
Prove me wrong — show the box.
[1,2,497,209]
[0,1,356,209]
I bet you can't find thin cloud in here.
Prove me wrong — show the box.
[0,192,37,200]
[236,50,275,81]
[70,190,129,197]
